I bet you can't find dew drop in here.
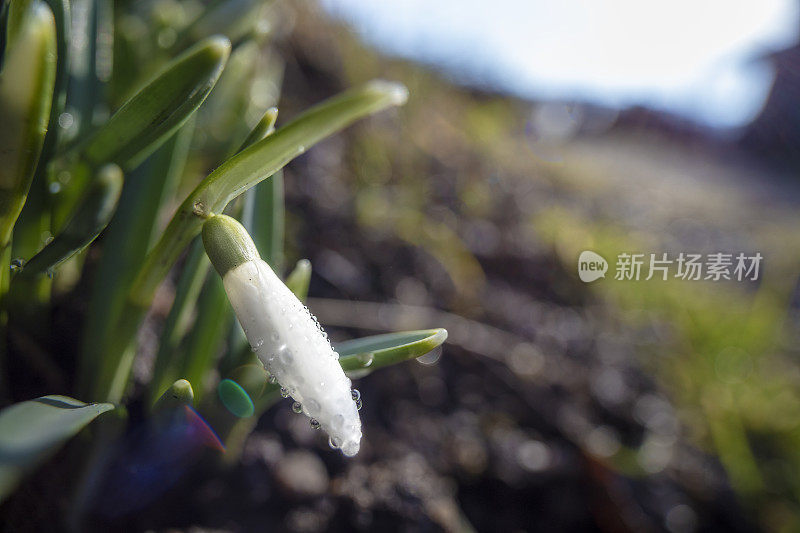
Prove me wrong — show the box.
[280,387,289,398]
[310,418,320,430]
[357,352,375,368]
[351,389,363,411]
[279,350,294,366]
[267,373,277,384]
[328,436,341,449]
[416,346,442,366]
[251,338,264,350]
[291,401,303,413]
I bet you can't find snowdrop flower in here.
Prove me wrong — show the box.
[203,215,361,456]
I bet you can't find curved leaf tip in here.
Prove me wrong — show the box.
[0,395,114,502]
[337,328,448,373]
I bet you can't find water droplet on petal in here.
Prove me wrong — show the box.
[329,436,341,449]
[351,389,361,402]
[310,418,320,430]
[280,387,289,398]
[268,374,277,384]
[292,401,302,413]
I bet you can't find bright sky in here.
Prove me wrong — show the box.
[320,0,799,128]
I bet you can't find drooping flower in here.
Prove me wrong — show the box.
[203,215,361,456]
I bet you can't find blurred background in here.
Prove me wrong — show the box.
[262,2,800,531]
[11,0,800,531]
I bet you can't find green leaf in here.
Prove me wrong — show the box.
[337,329,448,373]
[285,259,311,302]
[131,80,408,304]
[177,273,232,403]
[235,106,278,154]
[76,35,230,170]
[196,80,407,218]
[0,2,56,249]
[4,0,35,51]
[243,169,283,271]
[63,0,109,139]
[173,0,267,53]
[8,0,70,283]
[149,239,209,405]
[20,164,123,276]
[80,120,196,402]
[0,395,114,502]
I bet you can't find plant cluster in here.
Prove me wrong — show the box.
[0,0,446,520]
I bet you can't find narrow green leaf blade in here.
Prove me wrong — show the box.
[148,239,210,405]
[177,273,232,404]
[80,120,195,402]
[132,80,407,303]
[4,0,35,50]
[199,80,407,215]
[0,3,56,248]
[236,106,278,154]
[173,0,267,53]
[337,329,448,372]
[0,395,114,502]
[78,35,230,170]
[285,259,311,302]
[20,164,123,276]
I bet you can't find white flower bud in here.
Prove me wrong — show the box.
[203,215,361,456]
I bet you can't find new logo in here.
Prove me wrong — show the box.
[578,250,608,282]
